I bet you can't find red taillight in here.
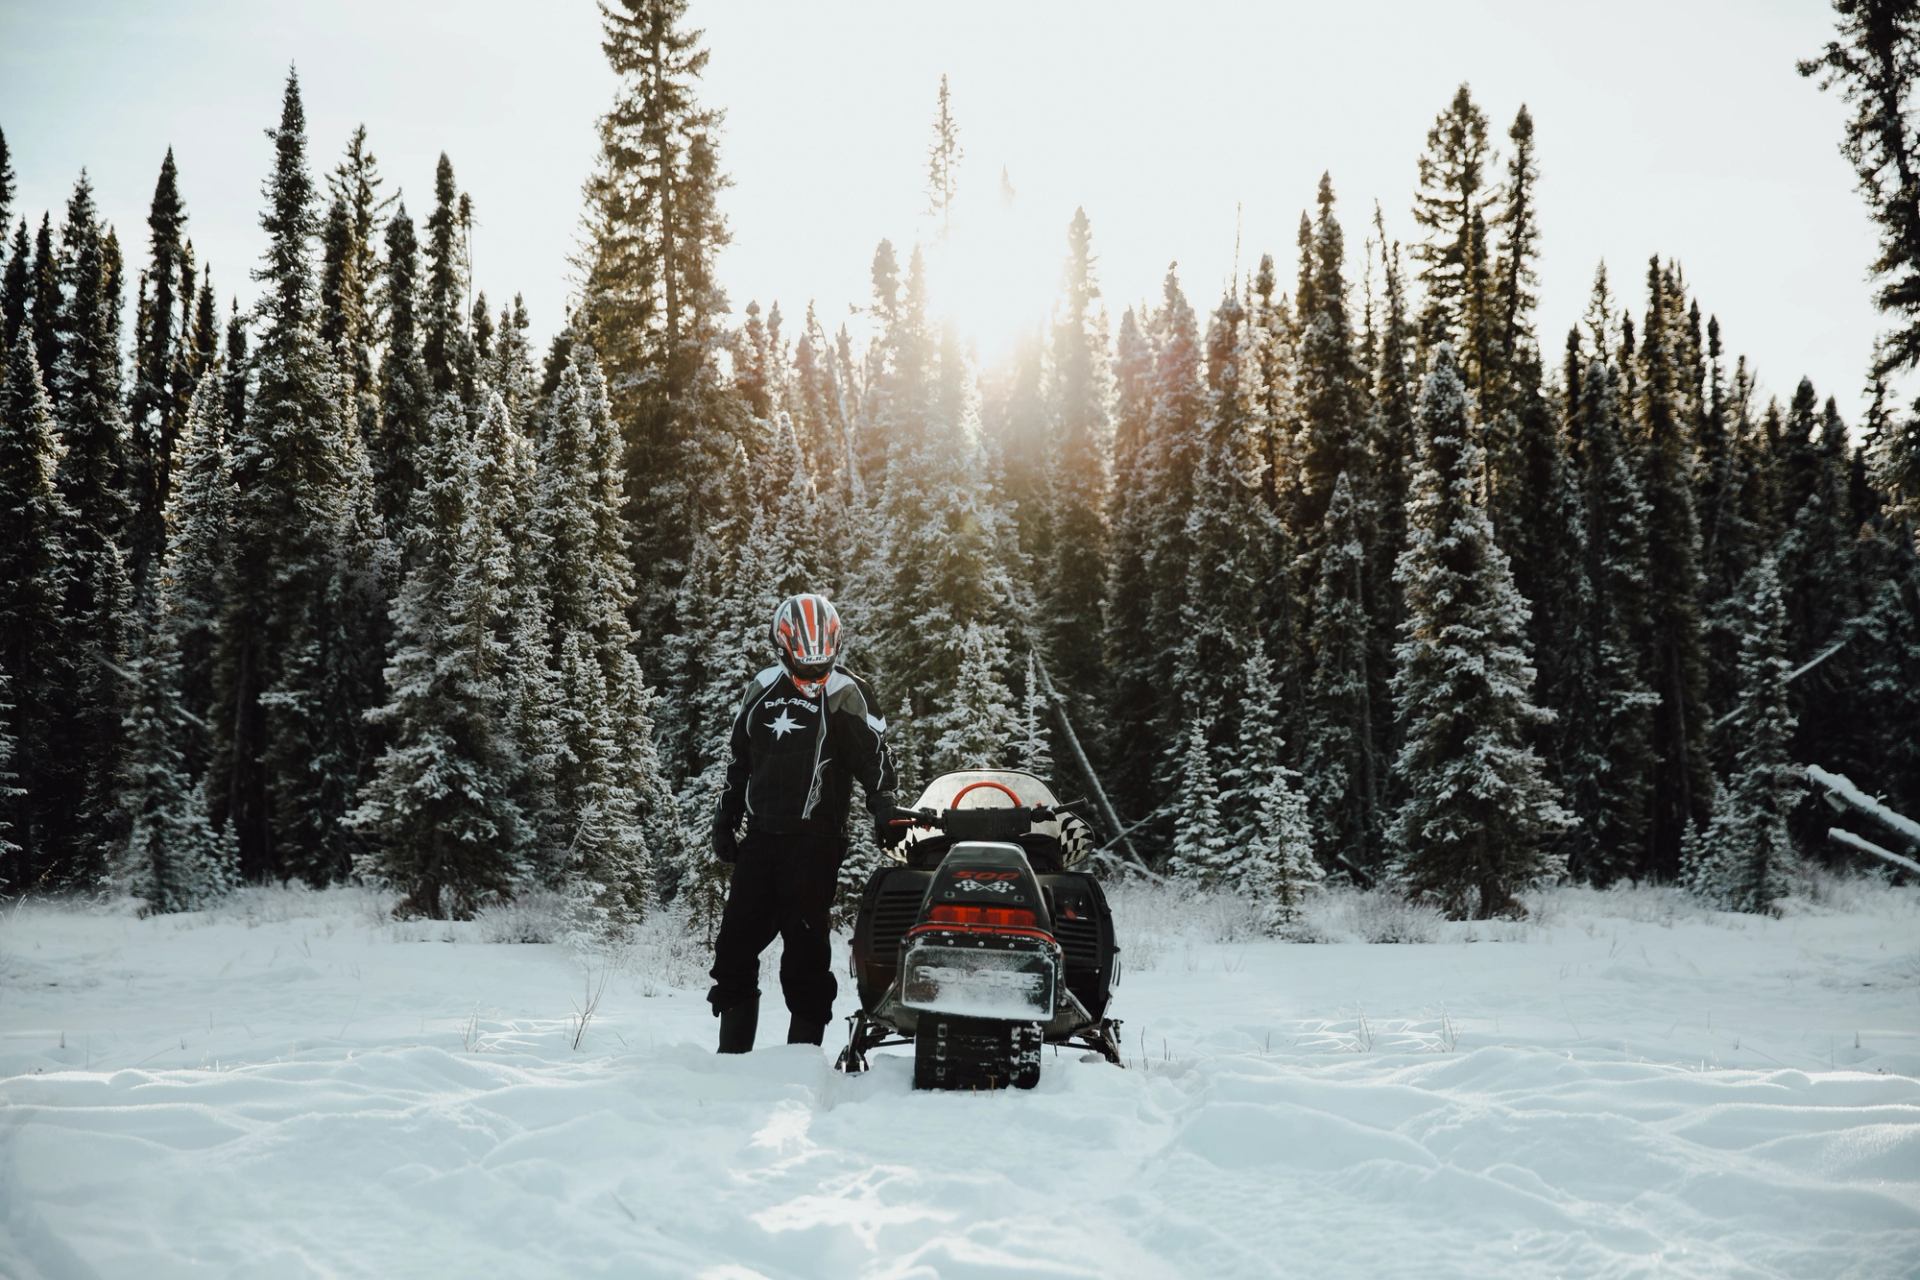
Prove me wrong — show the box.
[928,904,1037,929]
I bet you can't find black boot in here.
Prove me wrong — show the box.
[787,1013,828,1046]
[718,998,759,1054]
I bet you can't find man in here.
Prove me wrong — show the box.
[709,593,901,1052]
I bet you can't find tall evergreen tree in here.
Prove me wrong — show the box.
[1233,650,1322,929]
[1102,306,1158,810]
[49,172,137,884]
[535,347,675,932]
[1041,208,1112,757]
[128,148,192,599]
[29,214,60,388]
[221,69,348,880]
[1389,345,1570,917]
[0,334,74,891]
[579,0,734,607]
[1635,258,1713,879]
[926,74,962,235]
[421,154,469,399]
[1801,2,1920,527]
[117,403,241,917]
[351,393,525,918]
[1412,85,1496,393]
[1684,557,1799,913]
[1301,471,1381,871]
[375,205,431,533]
[1557,350,1657,883]
[2,219,29,352]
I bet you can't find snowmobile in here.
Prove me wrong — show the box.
[836,769,1124,1089]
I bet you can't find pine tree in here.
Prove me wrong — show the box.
[422,154,470,398]
[2,219,29,352]
[535,347,675,933]
[1801,3,1920,526]
[1635,259,1713,879]
[165,375,234,782]
[375,205,431,534]
[927,622,1022,772]
[1017,650,1056,781]
[1292,174,1369,538]
[1685,557,1799,913]
[1233,651,1322,929]
[927,74,962,235]
[1301,471,1381,871]
[579,0,734,608]
[0,126,11,252]
[50,172,137,885]
[1389,345,1570,917]
[29,214,60,388]
[1101,307,1158,809]
[1412,85,1496,393]
[1167,713,1231,885]
[222,69,349,880]
[0,333,74,891]
[128,148,192,600]
[117,547,240,916]
[1557,351,1657,883]
[351,394,526,918]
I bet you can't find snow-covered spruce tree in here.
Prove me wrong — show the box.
[1167,713,1232,885]
[1233,648,1322,929]
[1412,85,1497,393]
[1684,557,1799,913]
[1388,344,1571,918]
[535,348,674,935]
[1301,471,1382,872]
[50,171,138,886]
[1635,259,1713,881]
[157,375,232,782]
[928,622,1023,772]
[374,205,431,539]
[1291,174,1370,542]
[1017,650,1056,782]
[351,393,526,918]
[1041,208,1112,747]
[580,0,735,608]
[1101,306,1160,810]
[421,154,471,400]
[218,70,354,881]
[1175,289,1279,856]
[0,332,74,890]
[2,220,31,352]
[1800,0,1920,527]
[117,603,238,915]
[127,148,193,602]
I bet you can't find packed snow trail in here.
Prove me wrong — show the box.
[3,884,1919,1279]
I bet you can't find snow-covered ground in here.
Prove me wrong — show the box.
[3,878,1918,1280]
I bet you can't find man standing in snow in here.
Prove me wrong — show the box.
[709,593,901,1052]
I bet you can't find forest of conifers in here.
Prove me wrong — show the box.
[3,0,1918,930]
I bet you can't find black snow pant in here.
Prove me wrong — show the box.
[707,831,846,1026]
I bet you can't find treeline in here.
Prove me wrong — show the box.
[2,0,1917,928]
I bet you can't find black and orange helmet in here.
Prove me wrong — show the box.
[770,593,843,683]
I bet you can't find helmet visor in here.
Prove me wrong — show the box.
[784,655,833,682]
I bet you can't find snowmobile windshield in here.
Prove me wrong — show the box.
[911,770,1059,813]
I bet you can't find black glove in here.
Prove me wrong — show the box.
[874,798,907,849]
[712,807,740,864]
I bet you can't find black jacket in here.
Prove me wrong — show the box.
[720,665,897,834]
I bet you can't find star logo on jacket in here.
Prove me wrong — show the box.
[767,710,802,740]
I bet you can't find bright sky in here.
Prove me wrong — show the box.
[0,0,1884,422]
